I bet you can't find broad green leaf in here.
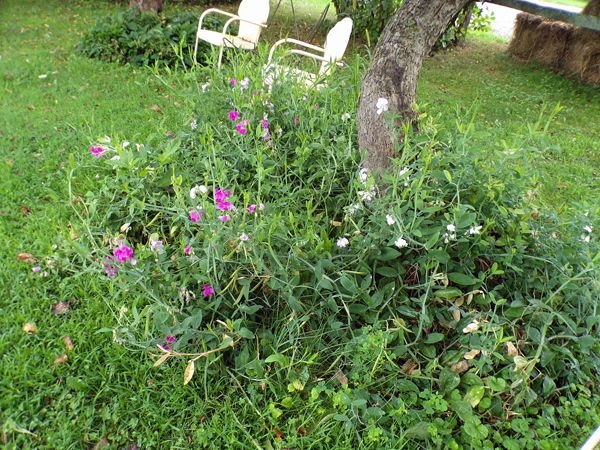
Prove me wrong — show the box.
[447,272,480,286]
[464,385,485,407]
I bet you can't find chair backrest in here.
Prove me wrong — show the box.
[237,0,270,44]
[320,18,353,75]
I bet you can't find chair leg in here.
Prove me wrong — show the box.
[217,46,224,70]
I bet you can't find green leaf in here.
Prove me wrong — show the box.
[238,327,254,339]
[447,272,480,286]
[424,333,445,344]
[464,385,485,407]
[375,266,398,277]
[439,368,460,393]
[434,288,462,299]
[487,376,506,392]
[265,353,289,366]
[405,422,431,440]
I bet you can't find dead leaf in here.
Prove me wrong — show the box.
[54,354,68,365]
[51,301,72,315]
[450,360,469,374]
[506,341,519,357]
[333,368,348,385]
[20,205,31,215]
[297,427,308,436]
[17,252,36,263]
[330,220,342,227]
[273,428,284,440]
[63,336,74,351]
[23,322,37,334]
[451,308,461,321]
[183,360,195,385]
[152,352,171,368]
[464,349,481,360]
[92,435,110,450]
[401,359,418,375]
[149,104,163,114]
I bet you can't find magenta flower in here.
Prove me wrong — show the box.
[248,204,256,213]
[189,209,201,223]
[165,335,177,344]
[214,188,232,203]
[104,256,118,277]
[160,344,172,351]
[293,116,300,126]
[228,110,240,121]
[218,214,231,222]
[235,119,249,135]
[262,132,271,140]
[183,244,192,255]
[89,146,105,158]
[202,283,215,298]
[113,244,134,263]
[229,78,237,87]
[260,118,269,130]
[216,200,235,211]
[32,266,42,273]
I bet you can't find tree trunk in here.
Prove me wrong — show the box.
[129,0,164,13]
[583,0,600,17]
[358,0,472,171]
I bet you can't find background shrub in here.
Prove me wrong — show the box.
[332,0,492,46]
[77,9,225,68]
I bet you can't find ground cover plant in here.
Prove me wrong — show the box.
[1,0,599,448]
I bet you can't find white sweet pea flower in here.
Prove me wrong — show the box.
[376,97,389,115]
[201,82,210,92]
[394,237,408,249]
[239,77,250,90]
[336,237,349,248]
[359,168,368,184]
[341,112,351,121]
[583,225,593,233]
[447,224,456,233]
[190,118,198,130]
[240,233,249,242]
[386,215,396,226]
[468,225,482,235]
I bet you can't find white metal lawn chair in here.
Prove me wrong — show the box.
[194,0,270,69]
[264,17,353,90]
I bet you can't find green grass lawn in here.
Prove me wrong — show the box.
[1,0,598,448]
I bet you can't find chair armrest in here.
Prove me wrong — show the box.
[221,15,267,38]
[267,38,325,64]
[198,8,238,33]
[290,49,345,67]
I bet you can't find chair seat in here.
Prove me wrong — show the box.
[197,30,256,49]
[264,63,319,88]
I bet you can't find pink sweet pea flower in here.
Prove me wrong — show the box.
[248,204,256,213]
[229,78,237,87]
[189,209,201,223]
[183,244,192,255]
[260,118,269,130]
[89,146,105,157]
[202,283,215,297]
[214,188,232,203]
[235,119,249,135]
[113,244,134,263]
[216,201,235,211]
[218,215,231,222]
[228,110,240,121]
[165,335,177,344]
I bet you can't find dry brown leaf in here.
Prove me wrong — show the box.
[183,360,195,385]
[20,205,31,215]
[451,308,461,321]
[333,368,348,385]
[54,354,68,365]
[92,435,110,450]
[51,301,72,315]
[149,104,163,114]
[464,349,481,360]
[17,252,36,263]
[450,360,469,374]
[330,220,342,227]
[506,341,519,357]
[401,359,418,375]
[63,336,74,351]
[152,352,171,368]
[23,322,37,334]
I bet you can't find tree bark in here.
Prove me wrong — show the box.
[358,0,473,171]
[129,0,164,13]
[583,0,600,17]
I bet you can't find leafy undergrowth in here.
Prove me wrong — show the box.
[1,1,599,449]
